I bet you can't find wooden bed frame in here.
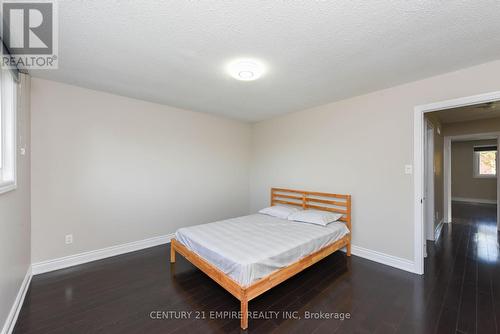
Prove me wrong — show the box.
[170,187,352,330]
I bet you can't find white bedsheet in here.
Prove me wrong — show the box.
[175,214,349,287]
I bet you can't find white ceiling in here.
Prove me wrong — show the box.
[31,1,500,122]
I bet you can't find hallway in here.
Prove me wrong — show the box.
[422,202,499,333]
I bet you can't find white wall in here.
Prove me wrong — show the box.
[250,59,500,261]
[28,59,500,267]
[451,139,498,201]
[31,78,251,263]
[0,74,31,332]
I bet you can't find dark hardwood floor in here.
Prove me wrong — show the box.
[14,203,500,333]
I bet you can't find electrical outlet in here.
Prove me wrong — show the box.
[65,234,73,245]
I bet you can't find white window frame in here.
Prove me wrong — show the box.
[0,68,17,195]
[473,145,497,179]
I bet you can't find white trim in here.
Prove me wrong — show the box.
[1,267,31,334]
[414,91,500,114]
[452,197,497,205]
[347,245,416,273]
[1,244,417,334]
[414,91,500,276]
[498,136,500,230]
[434,219,444,242]
[449,132,500,142]
[424,121,435,243]
[444,137,452,223]
[2,239,416,334]
[0,181,16,195]
[30,230,418,277]
[473,174,497,179]
[413,105,425,275]
[32,233,175,275]
[0,69,17,196]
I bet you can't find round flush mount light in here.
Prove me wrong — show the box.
[226,59,266,81]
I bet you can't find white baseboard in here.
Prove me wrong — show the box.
[6,236,415,334]
[343,245,416,273]
[30,233,417,279]
[452,197,497,205]
[434,219,444,242]
[1,267,32,334]
[32,233,175,275]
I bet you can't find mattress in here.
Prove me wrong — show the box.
[175,213,350,287]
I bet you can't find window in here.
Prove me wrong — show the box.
[0,67,16,194]
[473,145,497,178]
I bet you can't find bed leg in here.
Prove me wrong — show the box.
[241,298,248,330]
[346,242,351,257]
[170,240,176,263]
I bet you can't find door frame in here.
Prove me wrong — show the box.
[443,136,452,223]
[424,120,435,246]
[413,91,500,275]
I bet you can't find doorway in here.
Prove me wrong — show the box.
[414,91,500,275]
[443,133,500,228]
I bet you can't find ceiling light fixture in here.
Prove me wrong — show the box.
[227,59,266,81]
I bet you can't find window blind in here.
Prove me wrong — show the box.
[474,145,497,152]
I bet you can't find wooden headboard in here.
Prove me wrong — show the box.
[270,188,352,231]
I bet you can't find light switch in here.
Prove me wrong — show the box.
[405,165,413,174]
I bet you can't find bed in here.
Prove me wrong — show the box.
[170,188,352,330]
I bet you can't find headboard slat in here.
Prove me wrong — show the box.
[306,204,347,214]
[274,199,302,207]
[306,197,346,206]
[274,194,302,201]
[270,187,352,233]
[272,187,349,199]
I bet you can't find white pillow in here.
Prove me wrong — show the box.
[258,205,300,219]
[288,209,342,226]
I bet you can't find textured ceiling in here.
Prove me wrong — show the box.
[30,1,500,122]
